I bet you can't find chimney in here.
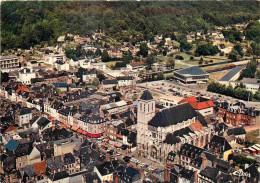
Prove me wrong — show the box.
[194,171,198,183]
[201,153,207,169]
[51,154,55,162]
[61,154,65,162]
[140,167,145,180]
[66,168,69,174]
[27,134,30,141]
[43,156,47,163]
[114,173,120,183]
[164,166,170,182]
[105,152,110,162]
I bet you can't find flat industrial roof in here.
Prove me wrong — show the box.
[219,65,243,81]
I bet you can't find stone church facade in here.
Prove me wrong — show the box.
[137,90,215,163]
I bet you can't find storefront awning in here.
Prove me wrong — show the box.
[71,126,78,131]
[77,129,83,134]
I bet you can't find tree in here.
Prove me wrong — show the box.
[139,42,149,57]
[76,67,85,81]
[92,77,100,86]
[157,72,164,80]
[122,50,133,64]
[244,21,260,42]
[199,57,204,64]
[97,70,106,82]
[65,46,86,59]
[228,49,239,61]
[95,48,102,56]
[256,70,260,79]
[166,58,175,69]
[145,55,154,70]
[101,50,110,62]
[233,43,244,57]
[195,42,220,56]
[86,50,95,57]
[175,55,184,60]
[241,58,258,78]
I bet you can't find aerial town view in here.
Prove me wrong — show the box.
[0,1,260,183]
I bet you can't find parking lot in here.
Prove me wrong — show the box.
[137,80,260,108]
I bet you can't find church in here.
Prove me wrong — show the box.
[136,90,215,163]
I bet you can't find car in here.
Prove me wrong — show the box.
[121,145,127,150]
[156,169,163,174]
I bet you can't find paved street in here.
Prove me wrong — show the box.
[96,139,165,181]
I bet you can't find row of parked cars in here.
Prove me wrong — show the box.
[123,156,163,175]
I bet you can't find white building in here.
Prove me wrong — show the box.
[18,68,36,85]
[116,76,136,88]
[82,69,97,83]
[43,53,66,65]
[18,108,33,128]
[127,62,145,71]
[160,95,184,108]
[173,66,209,85]
[0,55,20,71]
[31,116,52,133]
[54,61,70,71]
[231,78,260,94]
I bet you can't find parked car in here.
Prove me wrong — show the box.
[121,144,127,150]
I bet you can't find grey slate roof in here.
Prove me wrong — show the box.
[116,76,134,80]
[20,108,32,115]
[227,127,246,136]
[49,171,69,181]
[37,117,51,129]
[52,82,68,88]
[95,160,118,176]
[140,90,153,100]
[102,80,118,85]
[148,103,199,127]
[175,66,208,76]
[219,65,243,81]
[205,135,232,152]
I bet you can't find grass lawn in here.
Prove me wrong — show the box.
[105,61,121,68]
[175,62,189,69]
[246,130,260,144]
[252,98,260,102]
[203,63,234,71]
[163,72,174,79]
[209,69,231,81]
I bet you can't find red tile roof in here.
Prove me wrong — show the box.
[178,96,214,110]
[16,85,29,93]
[3,126,17,134]
[34,161,47,176]
[130,62,144,67]
[190,120,203,131]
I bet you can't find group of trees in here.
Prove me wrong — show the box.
[228,43,244,61]
[240,58,258,79]
[65,46,102,60]
[207,81,253,101]
[1,1,259,52]
[244,21,260,43]
[195,42,220,56]
[222,27,242,42]
[228,154,256,168]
